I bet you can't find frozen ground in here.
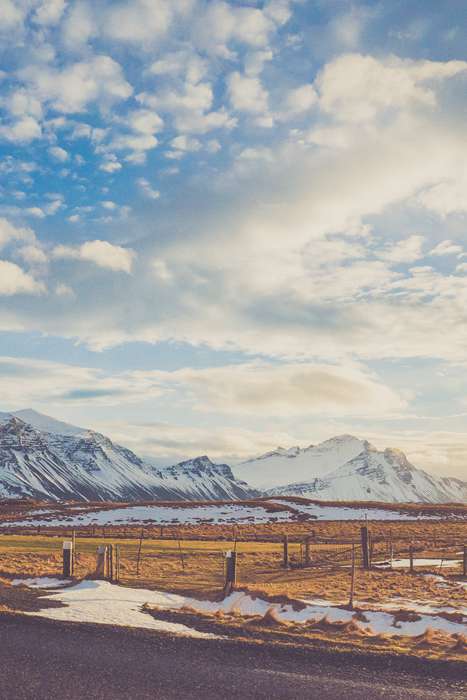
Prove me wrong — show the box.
[12,578,466,640]
[0,500,450,528]
[17,579,218,638]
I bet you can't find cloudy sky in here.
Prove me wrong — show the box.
[0,0,466,477]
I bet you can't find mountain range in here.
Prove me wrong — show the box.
[0,410,466,504]
[0,410,255,502]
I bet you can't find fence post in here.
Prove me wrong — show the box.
[63,541,73,577]
[348,543,356,610]
[96,545,107,579]
[283,535,289,569]
[409,543,414,574]
[135,528,144,576]
[305,537,311,566]
[115,545,120,583]
[224,550,237,596]
[108,544,114,582]
[360,526,370,570]
[72,529,76,575]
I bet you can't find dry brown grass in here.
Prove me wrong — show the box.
[0,531,465,606]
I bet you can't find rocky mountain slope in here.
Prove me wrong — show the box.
[0,412,255,502]
[235,436,467,504]
[1,410,465,504]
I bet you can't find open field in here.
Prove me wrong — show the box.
[1,499,465,665]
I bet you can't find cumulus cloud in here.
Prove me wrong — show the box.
[32,0,67,26]
[227,72,269,114]
[429,240,463,257]
[20,55,132,113]
[0,260,44,295]
[316,53,467,122]
[52,240,136,273]
[48,145,69,162]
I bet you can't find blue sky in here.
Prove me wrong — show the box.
[0,0,467,477]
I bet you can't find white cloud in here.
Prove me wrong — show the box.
[33,0,67,26]
[170,135,201,152]
[53,240,136,273]
[0,260,44,295]
[316,53,467,123]
[16,244,48,266]
[62,1,98,46]
[21,55,132,113]
[137,178,160,200]
[0,116,42,143]
[278,84,317,120]
[227,72,269,114]
[429,240,463,257]
[380,235,425,264]
[137,82,236,134]
[0,1,25,31]
[418,175,467,216]
[0,218,35,250]
[48,146,69,162]
[55,282,75,298]
[159,362,406,417]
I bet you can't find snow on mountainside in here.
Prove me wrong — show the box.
[262,439,467,504]
[0,412,255,502]
[233,435,368,490]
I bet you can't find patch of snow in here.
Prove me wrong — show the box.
[27,580,218,638]
[269,499,439,521]
[24,580,466,641]
[12,577,72,589]
[374,558,462,569]
[1,503,294,527]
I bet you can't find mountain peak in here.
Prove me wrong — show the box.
[8,409,86,436]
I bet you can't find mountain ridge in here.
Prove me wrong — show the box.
[0,413,256,502]
[0,410,465,504]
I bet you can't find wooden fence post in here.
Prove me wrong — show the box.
[115,545,120,583]
[72,529,76,575]
[348,543,356,610]
[136,528,144,576]
[305,537,311,566]
[62,541,73,577]
[360,526,370,570]
[108,544,114,582]
[96,545,107,579]
[283,535,289,569]
[409,543,414,574]
[224,550,237,596]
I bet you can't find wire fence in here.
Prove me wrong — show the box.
[0,527,465,600]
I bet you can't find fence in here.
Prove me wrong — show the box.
[0,527,465,603]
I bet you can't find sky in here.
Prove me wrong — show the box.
[0,0,467,478]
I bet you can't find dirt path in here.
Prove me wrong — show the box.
[0,614,465,700]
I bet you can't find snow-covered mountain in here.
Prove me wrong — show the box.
[0,411,256,502]
[1,410,465,504]
[234,435,467,504]
[233,435,367,490]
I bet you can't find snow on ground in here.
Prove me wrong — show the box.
[18,579,466,640]
[0,500,447,528]
[0,504,293,527]
[269,499,440,521]
[374,558,462,569]
[23,580,218,638]
[12,577,72,589]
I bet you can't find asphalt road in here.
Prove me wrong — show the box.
[0,615,465,700]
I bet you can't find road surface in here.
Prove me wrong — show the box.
[0,615,465,700]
